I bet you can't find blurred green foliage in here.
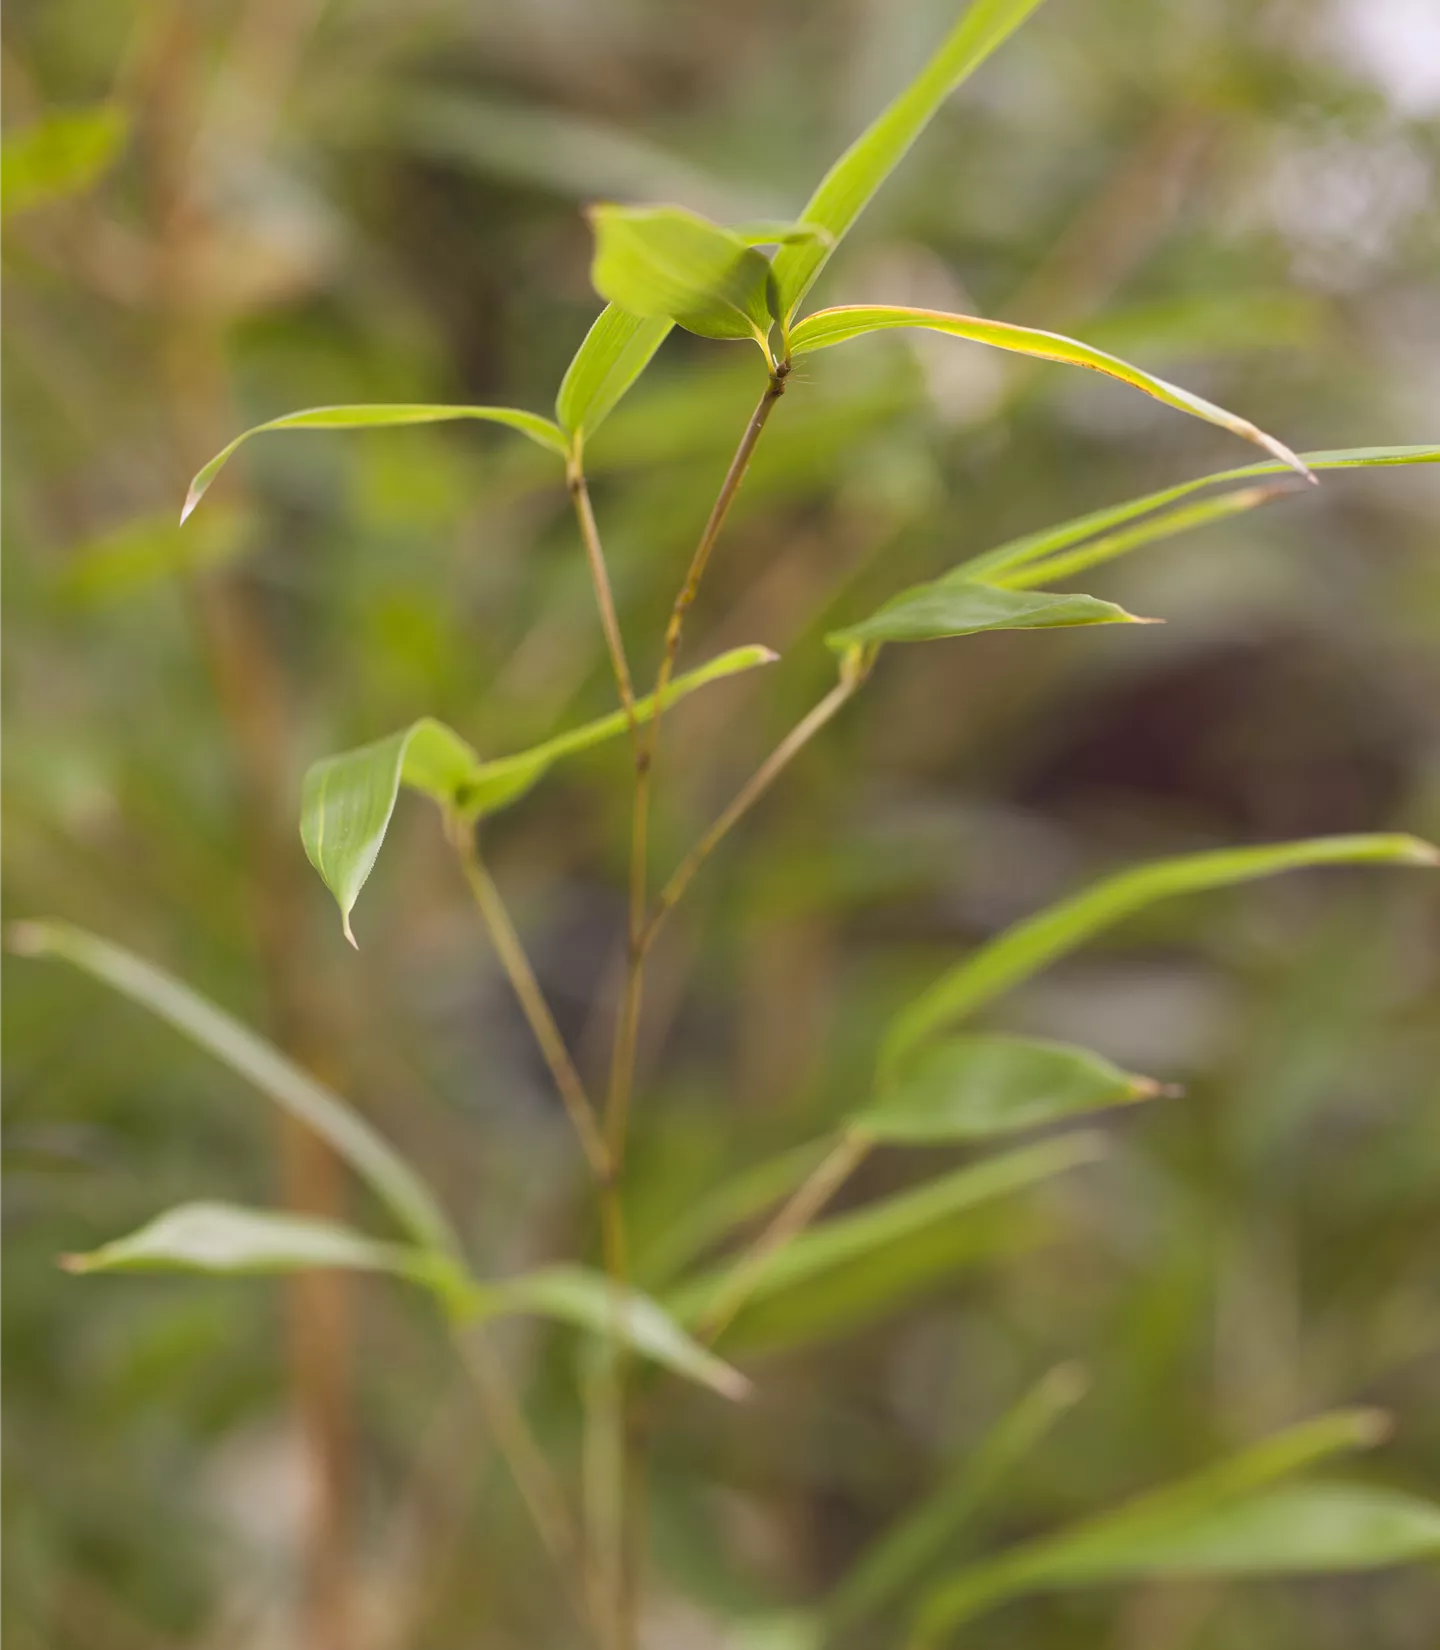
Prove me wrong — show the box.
[4,1,1440,1646]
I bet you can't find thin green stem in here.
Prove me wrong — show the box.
[448,818,611,1183]
[642,667,865,953]
[697,1126,874,1347]
[568,459,639,726]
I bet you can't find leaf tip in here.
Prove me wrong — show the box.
[1401,838,1440,867]
[179,481,204,525]
[1132,1076,1185,1102]
[341,912,359,950]
[1353,1407,1394,1447]
[6,920,49,957]
[58,1252,90,1274]
[714,1364,754,1403]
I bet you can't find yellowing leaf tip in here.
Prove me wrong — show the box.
[342,912,359,950]
[179,483,203,525]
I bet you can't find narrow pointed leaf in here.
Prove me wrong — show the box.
[826,1362,1087,1631]
[301,645,777,939]
[670,1133,1105,1329]
[959,443,1440,586]
[1,103,128,219]
[8,922,458,1257]
[882,835,1438,1073]
[827,580,1149,652]
[556,303,673,444]
[181,403,567,522]
[915,1410,1436,1638]
[62,1201,446,1284]
[857,1034,1163,1144]
[500,1266,750,1401]
[587,203,774,342]
[771,0,1050,318]
[790,306,1311,477]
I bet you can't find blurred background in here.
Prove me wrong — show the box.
[4,0,1440,1646]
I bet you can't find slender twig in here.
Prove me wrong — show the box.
[448,818,611,1183]
[606,363,792,1163]
[568,458,638,726]
[697,1128,874,1347]
[643,667,865,953]
[451,1326,591,1630]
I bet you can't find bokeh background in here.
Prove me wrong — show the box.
[4,1,1440,1646]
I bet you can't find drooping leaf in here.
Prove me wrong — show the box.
[1,103,128,219]
[670,1133,1105,1332]
[770,0,1051,318]
[498,1266,750,1402]
[8,922,459,1257]
[61,1201,458,1289]
[555,304,674,446]
[301,644,778,940]
[826,580,1149,652]
[914,1411,1440,1639]
[301,719,480,946]
[882,835,1438,1073]
[181,403,567,522]
[825,1362,1087,1632]
[587,203,775,343]
[789,306,1312,477]
[957,444,1440,586]
[856,1035,1163,1144]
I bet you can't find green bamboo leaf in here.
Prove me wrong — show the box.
[789,306,1311,478]
[825,1362,1087,1632]
[301,644,777,942]
[587,203,774,343]
[771,0,1050,319]
[914,1411,1440,1639]
[61,1201,458,1288]
[856,1035,1165,1144]
[500,1266,750,1402]
[826,581,1150,652]
[1,102,128,219]
[555,304,673,445]
[958,444,1440,586]
[882,835,1437,1074]
[670,1133,1104,1332]
[180,403,567,522]
[7,922,459,1257]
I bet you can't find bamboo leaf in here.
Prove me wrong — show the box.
[8,922,459,1257]
[789,306,1311,477]
[857,1035,1165,1144]
[826,1362,1087,1632]
[771,0,1050,318]
[1,103,128,219]
[958,444,1440,586]
[882,835,1438,1074]
[670,1133,1105,1331]
[61,1201,456,1287]
[301,644,777,941]
[500,1267,750,1401]
[180,404,567,522]
[826,581,1150,652]
[555,304,674,445]
[914,1411,1440,1639]
[587,203,775,343]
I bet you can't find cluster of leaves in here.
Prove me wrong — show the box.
[11,0,1440,1642]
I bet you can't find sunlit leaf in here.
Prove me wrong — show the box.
[61,1201,455,1287]
[587,203,774,343]
[856,1034,1164,1144]
[500,1266,750,1402]
[789,306,1312,477]
[181,403,567,522]
[882,835,1438,1073]
[958,444,1440,586]
[556,304,673,446]
[8,922,459,1257]
[914,1411,1440,1638]
[771,0,1051,318]
[670,1133,1104,1332]
[826,580,1149,652]
[1,103,128,219]
[301,644,777,941]
[826,1362,1087,1632]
